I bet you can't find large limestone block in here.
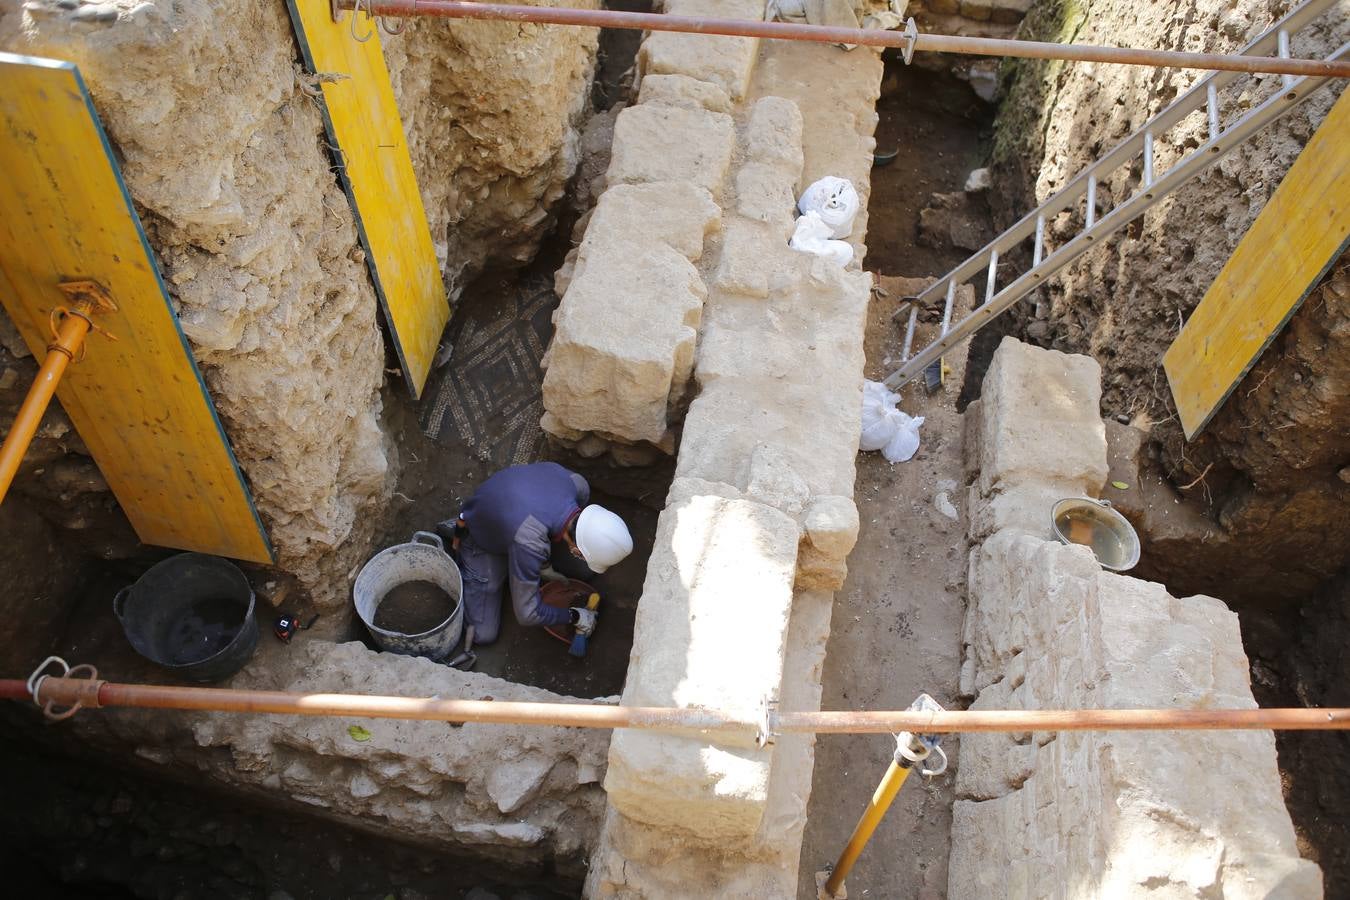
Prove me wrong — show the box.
[713,217,773,298]
[698,256,871,391]
[607,104,735,195]
[605,491,800,841]
[639,29,759,103]
[735,161,798,235]
[583,182,721,261]
[745,96,805,180]
[543,242,705,443]
[637,72,733,114]
[676,377,861,500]
[977,336,1108,497]
[619,492,800,720]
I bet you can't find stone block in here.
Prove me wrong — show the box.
[712,217,773,299]
[976,337,1108,498]
[607,103,736,195]
[804,495,859,561]
[990,0,1033,25]
[700,257,871,391]
[605,490,800,840]
[583,182,721,261]
[637,73,733,114]
[605,733,773,844]
[959,0,993,21]
[676,377,861,501]
[735,162,798,235]
[746,443,810,517]
[953,509,1321,897]
[794,543,848,592]
[639,30,760,103]
[744,96,805,178]
[665,0,766,16]
[617,492,799,721]
[543,242,705,444]
[966,476,1071,541]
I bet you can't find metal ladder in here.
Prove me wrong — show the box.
[883,0,1349,391]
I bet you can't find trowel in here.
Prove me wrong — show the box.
[447,625,476,671]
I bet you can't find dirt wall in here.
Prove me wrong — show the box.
[384,1,601,297]
[988,0,1350,603]
[0,0,391,607]
[0,0,600,609]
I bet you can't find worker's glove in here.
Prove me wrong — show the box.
[570,607,597,636]
[540,565,568,584]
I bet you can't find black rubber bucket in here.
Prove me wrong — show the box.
[113,553,259,683]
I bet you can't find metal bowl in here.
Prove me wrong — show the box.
[1050,497,1141,572]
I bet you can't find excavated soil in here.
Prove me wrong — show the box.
[0,739,577,900]
[373,580,457,635]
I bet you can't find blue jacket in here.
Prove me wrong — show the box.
[460,462,589,626]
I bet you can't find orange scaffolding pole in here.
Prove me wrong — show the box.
[342,0,1350,79]
[6,674,1350,733]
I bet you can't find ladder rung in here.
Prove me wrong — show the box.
[1279,30,1295,90]
[941,280,955,336]
[1143,131,1155,192]
[1207,84,1220,141]
[901,305,918,361]
[984,250,999,306]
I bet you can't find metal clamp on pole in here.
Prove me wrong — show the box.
[818,693,948,900]
[0,280,117,506]
[25,656,103,722]
[899,17,918,65]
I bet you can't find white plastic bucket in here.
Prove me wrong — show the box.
[354,531,464,660]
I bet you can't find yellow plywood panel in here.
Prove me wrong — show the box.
[286,1,449,397]
[1164,88,1350,439]
[0,53,272,563]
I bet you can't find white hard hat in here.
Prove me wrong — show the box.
[575,505,633,573]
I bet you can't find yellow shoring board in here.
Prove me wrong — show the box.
[286,0,449,398]
[0,52,272,563]
[1164,88,1350,440]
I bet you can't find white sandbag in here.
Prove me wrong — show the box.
[797,176,860,239]
[859,379,924,462]
[789,211,853,267]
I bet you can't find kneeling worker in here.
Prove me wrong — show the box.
[438,462,633,645]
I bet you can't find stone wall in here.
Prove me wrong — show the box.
[558,5,884,894]
[54,640,611,875]
[0,0,600,608]
[987,0,1350,603]
[950,337,1319,897]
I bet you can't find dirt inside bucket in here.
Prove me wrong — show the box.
[374,580,455,635]
[167,596,244,665]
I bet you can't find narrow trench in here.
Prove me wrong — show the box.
[3,14,1342,900]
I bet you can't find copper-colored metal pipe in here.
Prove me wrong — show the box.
[343,0,1350,79]
[6,676,1349,733]
[0,282,116,504]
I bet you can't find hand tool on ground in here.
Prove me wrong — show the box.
[273,612,320,644]
[447,625,476,670]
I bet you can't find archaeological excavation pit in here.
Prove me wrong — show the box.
[1,1,1349,898]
